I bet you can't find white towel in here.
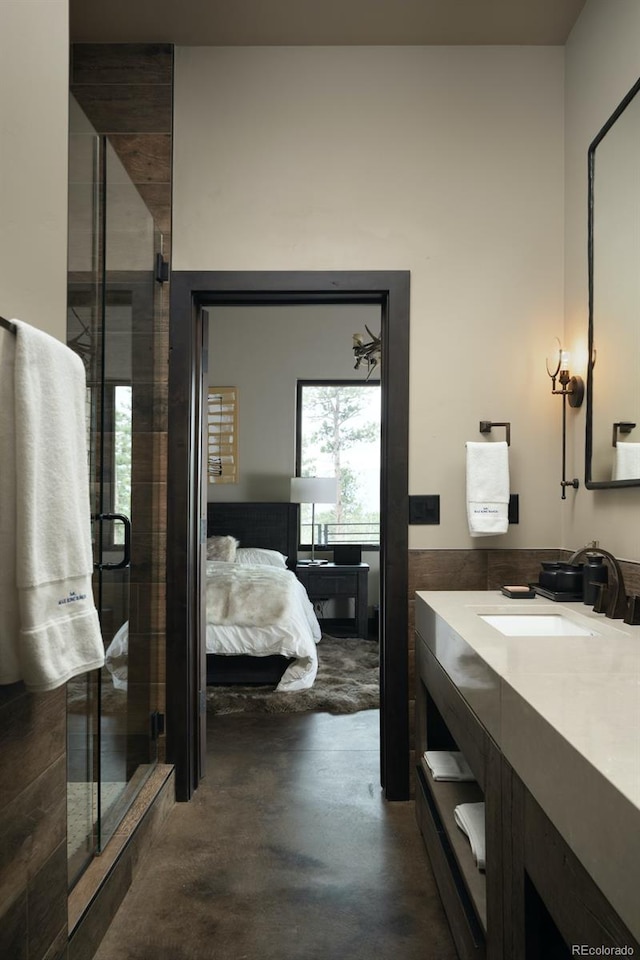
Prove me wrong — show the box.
[612,442,640,481]
[424,750,475,782]
[465,441,510,537]
[0,319,104,692]
[454,802,486,871]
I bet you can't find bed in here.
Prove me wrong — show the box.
[104,503,321,693]
[204,501,321,690]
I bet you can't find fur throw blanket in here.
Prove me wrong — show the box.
[206,562,296,626]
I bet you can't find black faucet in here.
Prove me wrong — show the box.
[568,543,628,619]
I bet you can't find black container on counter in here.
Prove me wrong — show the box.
[539,561,584,596]
[583,554,608,606]
[557,562,584,594]
[539,562,561,590]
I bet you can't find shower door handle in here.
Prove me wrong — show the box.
[92,513,131,570]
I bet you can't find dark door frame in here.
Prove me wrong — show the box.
[166,270,410,801]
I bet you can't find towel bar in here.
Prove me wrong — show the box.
[479,420,510,446]
[612,422,636,447]
[0,315,17,335]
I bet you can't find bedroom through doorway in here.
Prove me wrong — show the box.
[166,271,410,802]
[204,303,382,717]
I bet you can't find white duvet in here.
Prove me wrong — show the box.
[105,562,321,694]
[205,561,321,691]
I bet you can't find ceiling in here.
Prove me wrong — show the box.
[70,0,587,46]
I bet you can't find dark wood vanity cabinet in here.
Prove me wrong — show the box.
[502,766,639,959]
[415,629,639,960]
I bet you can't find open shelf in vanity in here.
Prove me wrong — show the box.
[417,757,487,934]
[415,630,501,959]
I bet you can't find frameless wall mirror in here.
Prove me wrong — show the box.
[586,75,640,488]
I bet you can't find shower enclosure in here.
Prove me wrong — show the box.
[66,95,161,888]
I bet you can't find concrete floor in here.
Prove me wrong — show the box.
[93,709,457,960]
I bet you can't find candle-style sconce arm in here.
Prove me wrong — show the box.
[545,340,584,499]
[545,343,585,408]
[549,372,585,407]
[612,422,636,447]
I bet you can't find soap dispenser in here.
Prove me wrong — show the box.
[583,553,608,606]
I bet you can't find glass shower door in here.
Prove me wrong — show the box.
[66,99,101,886]
[67,96,159,888]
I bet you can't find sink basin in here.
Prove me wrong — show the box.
[480,614,600,637]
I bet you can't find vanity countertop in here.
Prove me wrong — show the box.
[415,590,640,941]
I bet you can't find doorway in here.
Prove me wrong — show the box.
[166,271,410,801]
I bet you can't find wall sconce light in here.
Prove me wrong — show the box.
[546,339,585,499]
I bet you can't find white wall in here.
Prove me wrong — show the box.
[0,1,69,341]
[173,45,567,550]
[564,0,640,562]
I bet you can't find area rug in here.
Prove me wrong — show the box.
[207,635,379,716]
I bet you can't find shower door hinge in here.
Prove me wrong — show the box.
[155,253,169,284]
[150,711,165,741]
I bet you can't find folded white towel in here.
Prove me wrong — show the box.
[465,441,509,537]
[454,801,486,871]
[424,750,475,782]
[612,442,640,481]
[0,319,104,692]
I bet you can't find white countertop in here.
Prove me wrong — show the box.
[415,590,640,941]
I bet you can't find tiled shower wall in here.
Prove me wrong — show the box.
[0,684,68,959]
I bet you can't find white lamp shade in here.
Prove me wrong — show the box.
[290,476,338,504]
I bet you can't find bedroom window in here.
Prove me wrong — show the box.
[98,384,132,548]
[296,381,381,548]
[113,385,132,545]
[111,384,132,546]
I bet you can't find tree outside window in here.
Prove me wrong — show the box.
[113,385,132,545]
[297,381,380,547]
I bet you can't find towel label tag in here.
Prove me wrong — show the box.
[58,590,87,606]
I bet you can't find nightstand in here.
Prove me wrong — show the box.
[295,562,370,638]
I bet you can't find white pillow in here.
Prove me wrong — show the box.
[235,547,288,569]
